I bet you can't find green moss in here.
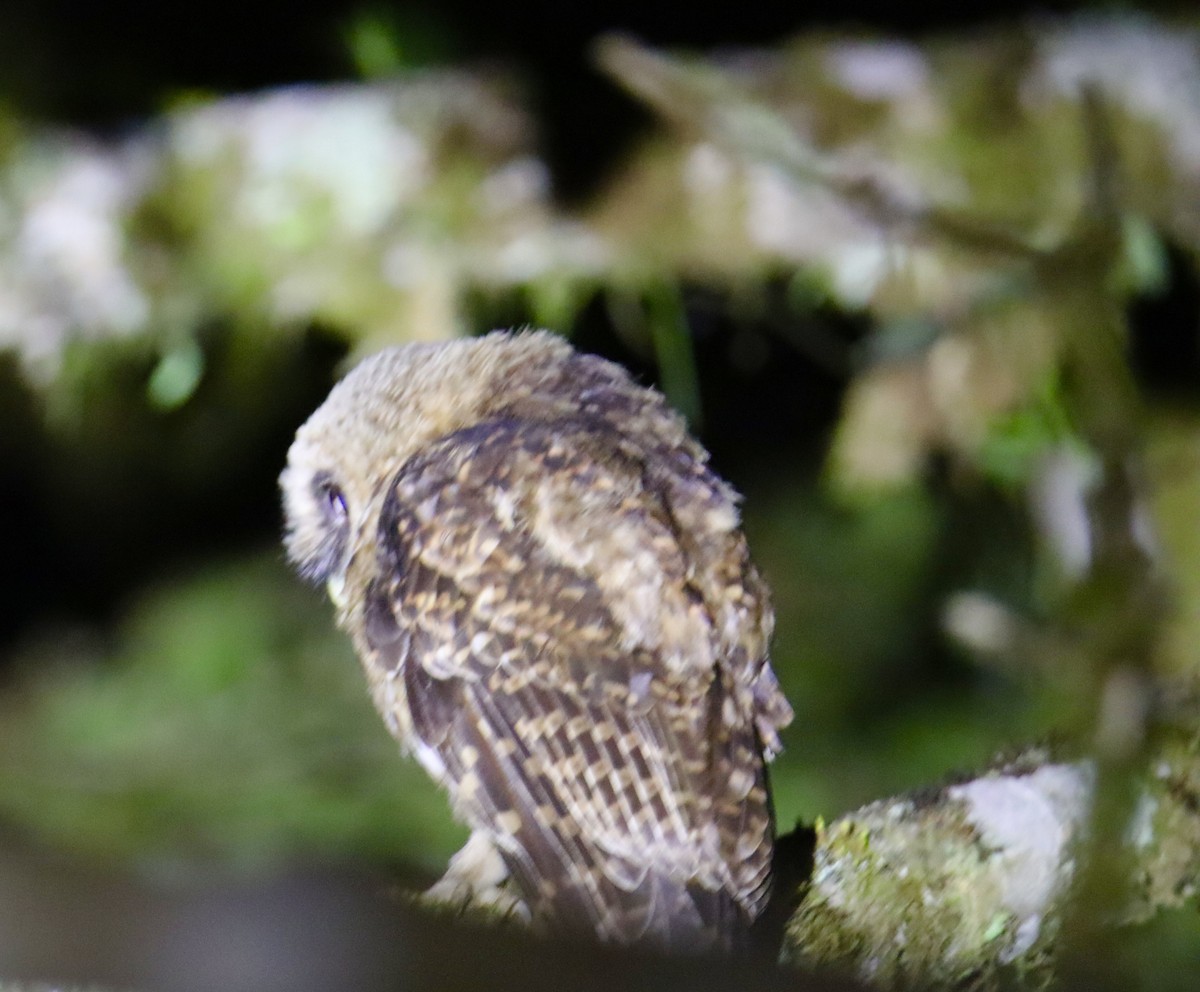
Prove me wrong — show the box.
[785,796,1058,989]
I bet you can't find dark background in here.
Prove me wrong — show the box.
[1,4,1199,987]
[0,0,1177,198]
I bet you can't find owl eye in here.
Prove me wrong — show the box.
[326,484,348,520]
[313,474,349,528]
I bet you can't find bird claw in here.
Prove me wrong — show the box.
[423,832,531,925]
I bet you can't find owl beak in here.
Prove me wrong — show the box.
[326,571,349,609]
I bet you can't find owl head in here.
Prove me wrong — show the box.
[280,329,576,606]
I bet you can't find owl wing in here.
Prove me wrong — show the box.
[362,415,779,950]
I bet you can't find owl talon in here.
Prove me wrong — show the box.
[423,832,531,925]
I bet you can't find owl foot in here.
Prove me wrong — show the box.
[422,831,530,926]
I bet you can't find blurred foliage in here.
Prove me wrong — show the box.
[0,10,1199,988]
[0,556,464,874]
[342,7,457,78]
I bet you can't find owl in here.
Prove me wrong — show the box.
[280,330,793,952]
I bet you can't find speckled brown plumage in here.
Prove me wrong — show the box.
[280,330,793,952]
